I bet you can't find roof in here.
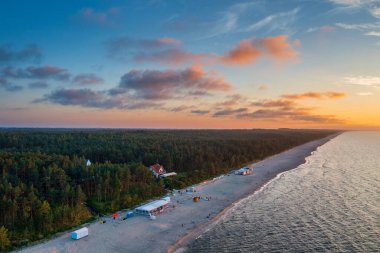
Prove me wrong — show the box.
[135,198,170,212]
[73,227,88,234]
[160,172,177,178]
[150,163,166,175]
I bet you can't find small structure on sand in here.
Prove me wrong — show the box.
[135,197,171,216]
[235,167,253,175]
[71,227,88,240]
[186,187,196,193]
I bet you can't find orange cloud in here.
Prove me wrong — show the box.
[259,35,299,61]
[115,35,300,66]
[156,37,182,46]
[221,39,262,64]
[221,35,299,65]
[281,91,346,100]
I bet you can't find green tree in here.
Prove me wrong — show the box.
[38,201,52,233]
[0,226,11,251]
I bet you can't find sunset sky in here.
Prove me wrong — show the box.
[0,0,379,129]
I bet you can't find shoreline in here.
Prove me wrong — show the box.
[167,134,338,253]
[18,134,339,253]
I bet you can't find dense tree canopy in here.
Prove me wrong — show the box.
[0,129,337,250]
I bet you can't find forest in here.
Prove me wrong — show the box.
[0,128,338,251]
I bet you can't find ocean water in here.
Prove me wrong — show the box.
[188,132,380,252]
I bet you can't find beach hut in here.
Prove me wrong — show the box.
[71,227,88,240]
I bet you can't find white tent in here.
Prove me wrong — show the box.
[135,197,170,216]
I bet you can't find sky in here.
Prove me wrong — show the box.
[0,0,380,129]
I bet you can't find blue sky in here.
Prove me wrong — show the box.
[0,0,380,128]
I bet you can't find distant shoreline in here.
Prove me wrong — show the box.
[167,134,339,253]
[18,134,339,253]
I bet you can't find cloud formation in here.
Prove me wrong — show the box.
[222,38,262,64]
[72,73,104,85]
[107,36,183,61]
[221,35,300,64]
[191,109,210,115]
[37,88,124,109]
[107,35,299,66]
[0,76,23,92]
[365,31,380,36]
[111,65,232,99]
[244,7,300,34]
[329,0,380,20]
[281,91,346,100]
[213,107,248,117]
[0,44,42,64]
[37,88,165,110]
[217,94,245,106]
[344,76,380,86]
[133,48,212,64]
[237,106,343,124]
[251,99,296,107]
[211,91,346,124]
[74,7,121,26]
[28,81,49,89]
[1,65,70,81]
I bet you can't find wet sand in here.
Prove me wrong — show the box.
[17,135,337,253]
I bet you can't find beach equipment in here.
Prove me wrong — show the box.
[126,211,134,218]
[112,213,119,219]
[71,227,88,240]
[193,196,199,202]
[186,187,196,192]
[235,167,253,175]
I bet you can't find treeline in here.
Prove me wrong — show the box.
[0,129,337,250]
[0,153,164,250]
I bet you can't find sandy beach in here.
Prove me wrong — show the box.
[17,135,337,253]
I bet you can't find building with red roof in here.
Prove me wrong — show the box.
[149,163,166,178]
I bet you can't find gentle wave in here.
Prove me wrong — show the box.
[187,132,380,252]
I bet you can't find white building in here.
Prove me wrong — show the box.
[86,160,91,166]
[135,197,171,216]
[160,172,177,178]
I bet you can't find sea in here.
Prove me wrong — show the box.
[187,132,380,252]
